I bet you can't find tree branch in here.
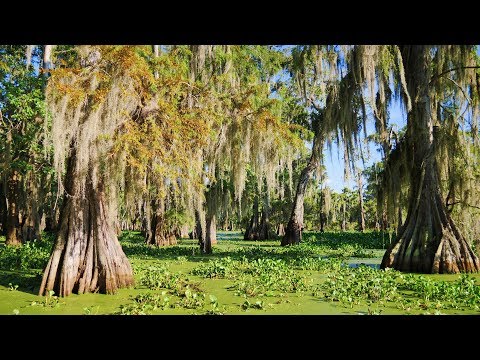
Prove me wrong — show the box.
[429,66,480,84]
[444,77,472,106]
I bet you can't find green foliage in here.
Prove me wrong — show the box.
[318,265,480,311]
[30,290,63,308]
[0,238,52,270]
[8,283,19,291]
[139,264,202,296]
[119,231,197,259]
[117,292,172,315]
[241,299,265,310]
[191,257,236,278]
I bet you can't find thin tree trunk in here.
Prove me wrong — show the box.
[258,188,271,240]
[42,45,55,74]
[0,181,6,235]
[319,190,326,232]
[381,46,480,273]
[276,223,285,237]
[39,150,134,296]
[25,45,34,68]
[357,171,365,232]
[205,213,217,252]
[142,198,153,244]
[152,45,160,79]
[342,201,346,232]
[244,195,259,240]
[195,207,206,247]
[5,169,21,246]
[282,135,322,246]
[147,196,177,247]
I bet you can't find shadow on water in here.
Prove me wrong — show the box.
[0,269,42,295]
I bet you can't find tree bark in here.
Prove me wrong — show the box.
[25,45,34,68]
[319,190,326,232]
[5,169,21,246]
[146,197,177,247]
[205,213,217,253]
[43,45,54,71]
[276,223,285,237]
[381,46,480,274]
[0,181,6,235]
[258,189,272,240]
[341,201,347,232]
[282,135,322,246]
[39,151,134,296]
[357,171,366,232]
[244,195,259,240]
[142,198,153,244]
[195,208,206,246]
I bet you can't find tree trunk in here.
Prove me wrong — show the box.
[195,208,206,246]
[39,151,134,296]
[244,195,259,240]
[381,46,480,274]
[258,207,270,240]
[341,201,346,232]
[0,181,6,235]
[152,45,160,79]
[25,45,34,68]
[21,173,43,242]
[205,213,217,250]
[357,171,366,232]
[282,136,322,246]
[147,197,177,247]
[319,190,326,233]
[43,45,54,71]
[5,169,21,246]
[276,223,285,237]
[142,198,153,244]
[258,187,272,240]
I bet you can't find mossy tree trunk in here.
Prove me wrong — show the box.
[5,169,21,246]
[381,46,480,273]
[203,185,217,254]
[39,150,134,296]
[146,196,177,247]
[244,195,259,240]
[258,188,272,240]
[0,181,6,236]
[282,136,322,246]
[195,207,206,246]
[357,171,365,232]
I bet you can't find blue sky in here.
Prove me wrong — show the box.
[323,99,406,192]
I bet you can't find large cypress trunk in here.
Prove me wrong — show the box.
[282,136,322,246]
[39,151,134,296]
[381,46,480,273]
